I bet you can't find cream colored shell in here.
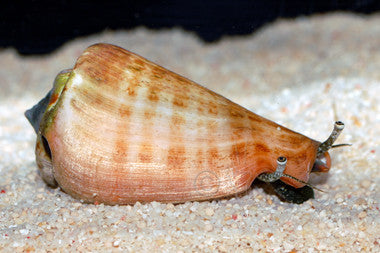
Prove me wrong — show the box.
[36,44,320,205]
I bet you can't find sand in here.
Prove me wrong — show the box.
[0,13,379,252]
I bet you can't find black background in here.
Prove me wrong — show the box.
[1,0,379,55]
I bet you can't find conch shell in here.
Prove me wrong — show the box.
[25,43,345,205]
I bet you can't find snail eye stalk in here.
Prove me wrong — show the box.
[317,121,345,156]
[259,156,325,192]
[258,156,287,182]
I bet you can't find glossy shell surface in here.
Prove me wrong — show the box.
[34,44,321,205]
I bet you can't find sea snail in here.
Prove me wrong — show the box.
[25,43,346,205]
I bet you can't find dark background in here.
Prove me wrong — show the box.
[1,0,379,55]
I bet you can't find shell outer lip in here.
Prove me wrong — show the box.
[26,70,72,189]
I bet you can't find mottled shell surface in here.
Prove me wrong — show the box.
[36,44,320,205]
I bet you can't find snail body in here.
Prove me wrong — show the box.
[25,43,344,205]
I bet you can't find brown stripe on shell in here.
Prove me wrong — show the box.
[137,87,159,164]
[253,143,271,154]
[75,45,132,89]
[207,101,219,115]
[167,104,187,166]
[138,144,154,164]
[172,95,188,108]
[167,146,186,171]
[162,86,198,194]
[225,105,257,192]
[75,44,150,99]
[118,106,132,117]
[143,109,156,120]
[147,86,160,102]
[150,68,166,80]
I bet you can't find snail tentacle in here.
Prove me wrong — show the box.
[258,156,287,182]
[280,173,325,193]
[258,156,325,192]
[331,143,352,149]
[318,121,345,156]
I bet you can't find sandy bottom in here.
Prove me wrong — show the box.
[0,13,379,252]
